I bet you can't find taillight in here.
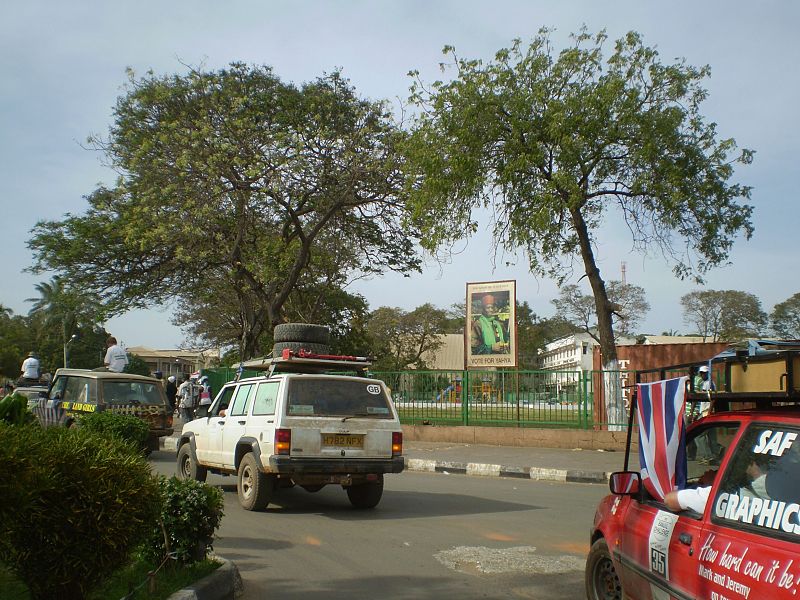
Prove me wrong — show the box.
[275,428,291,455]
[392,431,403,457]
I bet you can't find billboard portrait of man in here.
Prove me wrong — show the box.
[465,280,516,368]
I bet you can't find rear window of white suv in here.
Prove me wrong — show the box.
[286,378,392,418]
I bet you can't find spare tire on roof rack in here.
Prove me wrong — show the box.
[272,341,331,356]
[273,323,330,345]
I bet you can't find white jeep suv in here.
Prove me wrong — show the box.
[176,352,404,510]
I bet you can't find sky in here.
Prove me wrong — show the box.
[1,1,798,350]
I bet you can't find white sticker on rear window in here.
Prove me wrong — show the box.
[366,384,381,395]
[289,405,314,415]
[366,406,389,414]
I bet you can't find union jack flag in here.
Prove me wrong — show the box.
[636,377,688,501]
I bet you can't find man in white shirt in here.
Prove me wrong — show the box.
[103,337,129,373]
[19,352,41,382]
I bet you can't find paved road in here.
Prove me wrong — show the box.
[151,450,607,599]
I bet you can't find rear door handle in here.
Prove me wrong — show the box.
[238,420,246,425]
[679,533,693,546]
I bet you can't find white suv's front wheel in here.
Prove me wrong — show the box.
[237,453,275,511]
[177,444,207,482]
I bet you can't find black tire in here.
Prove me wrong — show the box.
[585,538,623,600]
[346,475,384,509]
[273,323,330,345]
[272,341,330,356]
[177,443,207,482]
[237,452,274,511]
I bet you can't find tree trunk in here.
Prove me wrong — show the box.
[569,207,625,430]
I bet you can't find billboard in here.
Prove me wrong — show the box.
[465,280,517,368]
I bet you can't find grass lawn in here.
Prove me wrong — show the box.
[0,558,220,600]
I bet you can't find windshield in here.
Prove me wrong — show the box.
[102,380,165,406]
[286,378,392,418]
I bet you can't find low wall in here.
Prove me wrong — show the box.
[403,424,637,452]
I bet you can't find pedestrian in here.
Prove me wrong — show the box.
[165,375,178,412]
[177,376,196,422]
[19,351,41,384]
[198,375,213,409]
[103,336,129,373]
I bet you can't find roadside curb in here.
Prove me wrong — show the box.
[162,436,609,485]
[405,457,609,485]
[167,558,243,600]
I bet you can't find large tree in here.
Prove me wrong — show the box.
[770,292,800,339]
[28,64,420,359]
[680,289,767,342]
[403,29,753,427]
[552,281,650,339]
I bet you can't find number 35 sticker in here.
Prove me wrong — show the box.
[649,511,679,578]
[366,384,381,395]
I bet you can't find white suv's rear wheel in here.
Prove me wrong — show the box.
[237,452,274,511]
[346,475,384,509]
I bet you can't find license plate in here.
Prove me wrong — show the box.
[322,434,364,448]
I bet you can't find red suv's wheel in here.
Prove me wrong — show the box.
[585,538,623,600]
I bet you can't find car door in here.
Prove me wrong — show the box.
[197,385,235,465]
[616,422,741,599]
[697,422,800,600]
[217,382,257,468]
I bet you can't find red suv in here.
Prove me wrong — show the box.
[586,349,800,600]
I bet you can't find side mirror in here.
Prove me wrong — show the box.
[195,405,209,418]
[609,471,641,495]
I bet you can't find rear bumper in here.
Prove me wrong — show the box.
[268,456,405,475]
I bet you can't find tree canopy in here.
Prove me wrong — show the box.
[28,64,420,359]
[402,28,753,369]
[365,304,449,370]
[680,289,767,342]
[770,293,800,339]
[552,281,650,340]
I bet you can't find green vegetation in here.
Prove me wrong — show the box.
[0,414,226,599]
[0,424,160,600]
[78,411,150,454]
[140,477,225,565]
[0,394,35,425]
[0,558,220,600]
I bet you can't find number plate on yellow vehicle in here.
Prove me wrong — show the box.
[322,434,364,448]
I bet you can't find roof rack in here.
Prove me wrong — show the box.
[245,349,373,377]
[635,346,800,405]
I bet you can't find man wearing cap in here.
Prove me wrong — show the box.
[19,352,41,384]
[471,293,510,355]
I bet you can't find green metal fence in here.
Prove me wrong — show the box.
[374,369,597,429]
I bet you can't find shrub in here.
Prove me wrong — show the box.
[0,424,160,600]
[78,410,150,453]
[140,476,225,565]
[0,393,35,425]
